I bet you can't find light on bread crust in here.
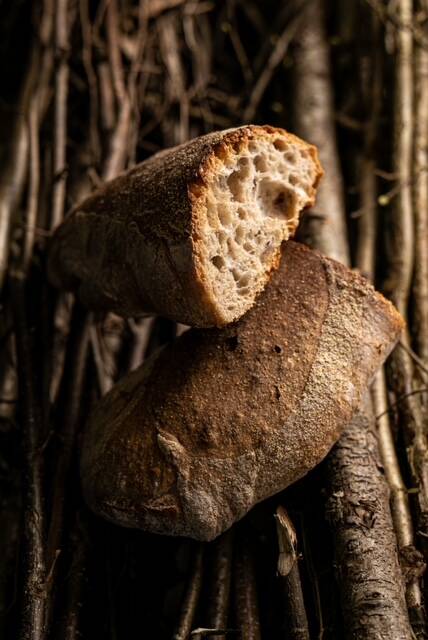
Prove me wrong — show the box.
[47,125,322,327]
[80,242,404,541]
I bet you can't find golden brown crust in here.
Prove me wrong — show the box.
[80,241,404,541]
[47,125,322,327]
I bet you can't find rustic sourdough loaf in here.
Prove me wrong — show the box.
[47,125,322,327]
[80,242,403,541]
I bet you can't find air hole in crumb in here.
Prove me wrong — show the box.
[227,160,250,202]
[211,255,225,270]
[274,138,287,151]
[239,275,250,287]
[289,174,298,186]
[232,269,240,282]
[217,230,226,244]
[238,208,247,220]
[227,238,239,259]
[218,205,232,226]
[285,151,297,163]
[254,155,268,172]
[235,225,245,243]
[273,191,290,213]
[274,345,282,354]
[231,140,241,154]
[258,179,294,220]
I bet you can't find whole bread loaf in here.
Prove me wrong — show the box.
[80,242,403,541]
[47,125,321,327]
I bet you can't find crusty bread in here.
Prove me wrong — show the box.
[80,242,403,541]
[47,125,322,327]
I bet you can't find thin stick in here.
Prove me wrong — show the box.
[372,372,426,633]
[207,530,233,639]
[51,0,74,229]
[0,338,17,423]
[105,0,126,104]
[22,0,56,267]
[233,531,261,640]
[43,305,90,635]
[275,507,309,640]
[11,274,47,640]
[172,542,204,640]
[0,79,31,289]
[22,95,41,272]
[59,513,88,640]
[103,97,132,180]
[384,0,414,314]
[147,0,187,18]
[102,0,133,180]
[355,12,383,282]
[365,0,428,49]
[89,324,114,395]
[243,5,305,122]
[46,306,90,569]
[412,0,428,364]
[79,0,101,170]
[292,0,350,265]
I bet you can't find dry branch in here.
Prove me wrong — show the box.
[326,397,412,639]
[0,80,30,289]
[207,530,233,639]
[11,274,47,640]
[292,0,349,265]
[233,531,261,640]
[412,0,428,364]
[46,306,90,580]
[372,370,426,633]
[384,0,414,313]
[58,513,88,640]
[355,12,383,282]
[51,0,74,229]
[243,4,305,122]
[172,543,204,640]
[275,506,309,640]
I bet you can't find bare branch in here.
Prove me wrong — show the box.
[11,274,48,640]
[172,543,204,640]
[51,0,75,229]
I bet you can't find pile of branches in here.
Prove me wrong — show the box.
[0,0,427,637]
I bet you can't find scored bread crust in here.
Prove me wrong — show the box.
[80,242,404,541]
[47,125,322,327]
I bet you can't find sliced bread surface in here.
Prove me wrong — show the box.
[48,125,322,326]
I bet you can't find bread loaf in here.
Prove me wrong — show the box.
[47,126,322,327]
[80,242,403,541]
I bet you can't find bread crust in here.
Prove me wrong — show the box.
[80,242,404,540]
[47,125,322,327]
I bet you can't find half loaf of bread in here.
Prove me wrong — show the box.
[80,242,403,541]
[48,125,322,327]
